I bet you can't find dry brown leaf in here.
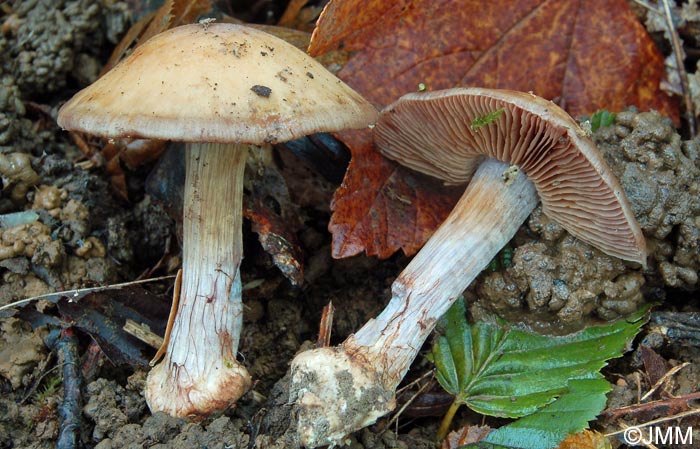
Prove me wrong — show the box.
[441,424,491,449]
[315,0,680,258]
[103,0,212,73]
[557,430,611,449]
[329,129,462,258]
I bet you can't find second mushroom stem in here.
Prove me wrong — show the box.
[146,143,251,417]
[291,158,539,447]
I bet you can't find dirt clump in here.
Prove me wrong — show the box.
[475,110,699,325]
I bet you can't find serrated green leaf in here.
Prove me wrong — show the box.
[478,378,610,449]
[431,300,647,419]
[445,298,473,392]
[434,333,459,394]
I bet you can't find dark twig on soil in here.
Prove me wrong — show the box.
[605,407,700,441]
[601,391,700,420]
[661,0,697,136]
[56,327,81,449]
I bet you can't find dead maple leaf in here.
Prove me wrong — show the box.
[315,0,680,258]
[329,129,462,258]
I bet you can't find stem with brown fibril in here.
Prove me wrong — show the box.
[290,158,539,447]
[145,142,252,418]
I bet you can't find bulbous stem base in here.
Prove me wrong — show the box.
[290,159,539,446]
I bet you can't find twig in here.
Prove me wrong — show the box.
[20,354,58,404]
[602,391,700,419]
[124,319,164,350]
[0,274,176,313]
[56,327,81,449]
[641,362,689,401]
[632,0,661,14]
[661,0,697,135]
[384,370,435,434]
[605,406,700,437]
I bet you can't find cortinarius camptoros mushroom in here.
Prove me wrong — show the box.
[57,22,377,418]
[290,88,646,447]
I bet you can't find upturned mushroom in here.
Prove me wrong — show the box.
[289,88,646,447]
[57,22,377,417]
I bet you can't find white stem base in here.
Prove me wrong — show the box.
[290,159,539,446]
[146,143,251,417]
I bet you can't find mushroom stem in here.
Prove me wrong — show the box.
[290,158,539,447]
[146,142,252,417]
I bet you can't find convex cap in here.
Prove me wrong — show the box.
[374,87,646,265]
[58,23,377,143]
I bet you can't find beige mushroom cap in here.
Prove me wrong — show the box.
[374,87,647,266]
[58,23,377,144]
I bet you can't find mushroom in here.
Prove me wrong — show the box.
[289,87,646,447]
[57,22,377,418]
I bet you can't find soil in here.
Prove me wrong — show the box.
[0,1,698,449]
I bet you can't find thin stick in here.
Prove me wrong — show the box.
[0,274,176,313]
[605,407,700,437]
[602,391,700,419]
[384,370,435,433]
[150,269,181,366]
[124,319,164,350]
[641,362,689,401]
[662,0,697,135]
[632,0,660,13]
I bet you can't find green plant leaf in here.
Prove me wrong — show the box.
[459,378,611,449]
[431,299,647,419]
[589,109,616,132]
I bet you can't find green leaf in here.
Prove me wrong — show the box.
[431,300,647,419]
[589,110,616,132]
[459,378,611,449]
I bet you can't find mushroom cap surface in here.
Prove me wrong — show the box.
[373,87,646,265]
[58,23,377,144]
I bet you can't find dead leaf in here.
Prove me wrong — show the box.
[277,0,310,27]
[557,430,611,449]
[329,129,462,258]
[441,424,491,449]
[313,0,680,258]
[103,0,212,73]
[244,148,305,285]
[244,196,304,286]
[640,345,672,394]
